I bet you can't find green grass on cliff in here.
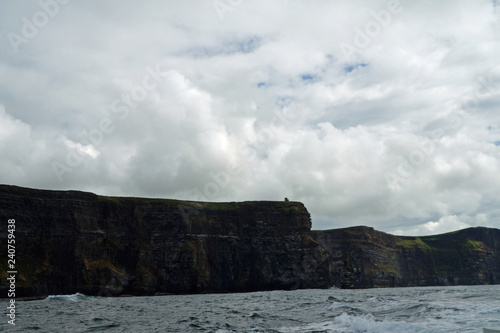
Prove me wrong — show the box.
[395,236,489,253]
[395,237,433,251]
[462,239,486,251]
[204,201,303,211]
[319,226,496,255]
[97,195,304,212]
[97,195,183,208]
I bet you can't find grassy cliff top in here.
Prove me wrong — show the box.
[313,225,500,251]
[0,184,305,212]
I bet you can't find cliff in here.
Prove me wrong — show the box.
[312,226,500,288]
[0,185,332,297]
[1,185,499,297]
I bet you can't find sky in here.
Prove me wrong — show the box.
[1,0,499,235]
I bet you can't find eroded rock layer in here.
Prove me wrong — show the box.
[312,226,500,288]
[0,185,332,297]
[1,185,499,296]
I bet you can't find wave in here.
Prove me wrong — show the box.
[332,313,440,333]
[327,301,345,311]
[277,313,441,333]
[45,292,90,302]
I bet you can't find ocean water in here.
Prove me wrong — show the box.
[2,285,500,332]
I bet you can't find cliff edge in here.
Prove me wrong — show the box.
[1,184,498,296]
[312,226,500,288]
[0,185,332,297]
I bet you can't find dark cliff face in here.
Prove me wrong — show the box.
[2,185,498,296]
[312,226,500,288]
[0,185,332,297]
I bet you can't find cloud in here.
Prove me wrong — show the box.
[392,213,487,236]
[0,0,499,235]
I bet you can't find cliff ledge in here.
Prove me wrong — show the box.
[0,185,332,297]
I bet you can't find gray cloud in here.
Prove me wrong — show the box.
[1,0,499,235]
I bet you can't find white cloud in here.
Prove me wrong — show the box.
[0,0,499,235]
[391,213,487,236]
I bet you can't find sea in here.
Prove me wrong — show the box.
[2,285,499,333]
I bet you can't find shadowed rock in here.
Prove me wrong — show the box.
[0,185,332,297]
[312,226,500,288]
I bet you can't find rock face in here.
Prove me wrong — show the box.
[0,185,332,297]
[1,185,499,297]
[312,226,500,288]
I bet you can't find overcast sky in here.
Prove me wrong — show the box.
[1,0,499,235]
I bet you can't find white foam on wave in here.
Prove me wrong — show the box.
[327,301,344,311]
[334,313,442,333]
[278,313,440,333]
[215,328,266,333]
[46,292,89,302]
